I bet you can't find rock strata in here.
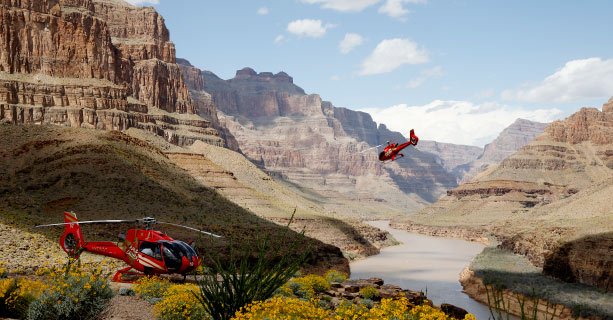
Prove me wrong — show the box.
[199,67,457,216]
[401,100,613,291]
[0,0,221,146]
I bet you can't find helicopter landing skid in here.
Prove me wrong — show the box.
[112,267,146,283]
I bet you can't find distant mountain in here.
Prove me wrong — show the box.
[399,99,613,290]
[181,64,458,216]
[455,118,549,182]
[417,141,483,182]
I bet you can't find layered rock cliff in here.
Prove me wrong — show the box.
[0,0,222,146]
[192,67,457,217]
[399,100,613,289]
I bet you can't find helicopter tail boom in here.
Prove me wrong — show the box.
[60,211,86,258]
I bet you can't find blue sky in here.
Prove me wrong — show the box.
[127,0,613,146]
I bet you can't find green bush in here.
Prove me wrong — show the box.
[27,262,113,320]
[324,269,348,284]
[359,286,380,300]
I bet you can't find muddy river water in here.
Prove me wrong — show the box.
[350,220,497,320]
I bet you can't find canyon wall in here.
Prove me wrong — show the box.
[192,67,458,217]
[0,0,222,146]
[405,101,613,289]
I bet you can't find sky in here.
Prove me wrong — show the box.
[126,0,613,147]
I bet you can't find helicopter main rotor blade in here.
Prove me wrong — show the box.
[35,219,139,228]
[359,144,383,153]
[157,221,222,238]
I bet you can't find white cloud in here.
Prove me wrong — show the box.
[300,0,381,12]
[257,7,269,15]
[378,0,426,19]
[124,0,158,5]
[407,66,443,88]
[378,0,408,18]
[360,100,563,146]
[502,57,613,103]
[287,19,334,38]
[339,33,364,54]
[359,38,428,75]
[274,35,286,44]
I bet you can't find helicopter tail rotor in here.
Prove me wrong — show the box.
[59,211,86,258]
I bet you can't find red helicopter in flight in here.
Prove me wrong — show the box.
[377,129,419,162]
[35,211,222,282]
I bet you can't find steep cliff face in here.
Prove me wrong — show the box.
[401,100,613,288]
[199,67,457,217]
[0,0,221,146]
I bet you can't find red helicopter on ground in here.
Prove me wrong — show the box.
[35,211,222,282]
[377,129,419,162]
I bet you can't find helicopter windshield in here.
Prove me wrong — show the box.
[160,240,197,272]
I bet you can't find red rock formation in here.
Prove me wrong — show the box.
[200,67,457,214]
[0,0,221,146]
[546,106,613,145]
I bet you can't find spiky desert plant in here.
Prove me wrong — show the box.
[194,209,311,320]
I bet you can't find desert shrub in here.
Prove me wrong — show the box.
[359,286,380,300]
[232,296,330,320]
[0,278,46,318]
[134,276,172,302]
[280,274,331,299]
[324,269,348,284]
[279,280,315,299]
[27,261,113,320]
[195,211,311,320]
[0,263,7,279]
[333,300,369,319]
[297,274,330,293]
[153,283,207,320]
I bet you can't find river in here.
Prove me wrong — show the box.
[350,221,496,320]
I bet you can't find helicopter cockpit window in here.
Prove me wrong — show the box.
[139,242,162,260]
[161,242,182,272]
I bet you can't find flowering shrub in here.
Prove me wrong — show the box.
[359,286,380,300]
[27,261,113,320]
[278,274,331,299]
[333,300,369,319]
[324,269,348,284]
[231,294,478,320]
[153,283,207,320]
[233,296,331,320]
[407,304,451,320]
[0,278,46,318]
[134,276,172,302]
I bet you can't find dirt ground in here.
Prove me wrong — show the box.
[100,295,154,320]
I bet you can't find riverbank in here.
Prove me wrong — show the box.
[387,221,612,320]
[351,221,495,319]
